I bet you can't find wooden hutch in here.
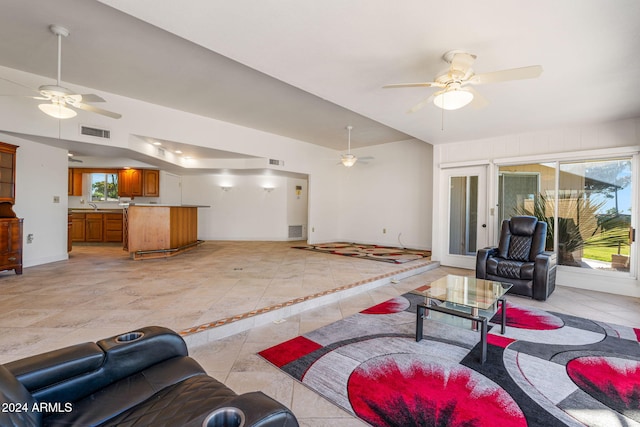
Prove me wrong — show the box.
[0,142,22,274]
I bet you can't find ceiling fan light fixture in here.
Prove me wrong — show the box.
[341,153,357,167]
[38,102,77,119]
[433,89,474,110]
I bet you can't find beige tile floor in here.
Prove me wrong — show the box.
[1,241,640,426]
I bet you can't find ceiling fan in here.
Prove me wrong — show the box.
[340,126,373,168]
[2,24,121,120]
[383,50,543,112]
[341,125,358,167]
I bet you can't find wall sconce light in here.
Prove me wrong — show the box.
[263,187,274,193]
[220,186,232,192]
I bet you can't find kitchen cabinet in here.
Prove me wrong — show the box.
[68,168,83,196]
[71,213,86,241]
[104,213,124,242]
[143,169,160,197]
[118,169,143,197]
[71,211,123,243]
[85,213,104,242]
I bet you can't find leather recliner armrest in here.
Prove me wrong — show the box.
[6,342,104,393]
[532,251,557,301]
[476,247,497,279]
[219,391,300,427]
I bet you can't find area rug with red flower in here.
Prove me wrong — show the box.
[259,290,640,426]
[292,243,431,264]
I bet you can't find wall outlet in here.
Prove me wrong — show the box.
[53,196,60,203]
[383,228,387,234]
[27,234,34,244]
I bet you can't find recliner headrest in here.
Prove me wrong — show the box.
[509,216,538,236]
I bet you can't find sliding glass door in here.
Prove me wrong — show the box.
[498,157,635,276]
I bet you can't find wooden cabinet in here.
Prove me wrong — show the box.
[0,143,16,203]
[71,212,123,243]
[85,213,104,242]
[68,169,83,196]
[104,213,124,242]
[0,218,22,274]
[67,213,72,252]
[118,169,143,197]
[71,213,86,241]
[118,169,159,198]
[143,169,160,197]
[0,142,21,275]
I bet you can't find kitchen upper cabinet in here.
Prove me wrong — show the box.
[118,169,143,197]
[68,169,83,196]
[143,169,160,197]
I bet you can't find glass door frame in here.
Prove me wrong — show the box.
[440,165,488,269]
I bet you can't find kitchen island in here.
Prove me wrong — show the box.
[125,204,208,260]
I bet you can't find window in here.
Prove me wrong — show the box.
[90,173,119,202]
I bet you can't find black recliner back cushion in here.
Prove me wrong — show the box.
[498,216,546,261]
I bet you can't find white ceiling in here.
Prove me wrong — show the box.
[1,0,639,157]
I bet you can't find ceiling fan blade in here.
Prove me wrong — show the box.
[450,52,476,73]
[465,87,489,109]
[468,65,543,85]
[408,92,438,113]
[72,102,122,119]
[80,94,106,103]
[383,82,440,89]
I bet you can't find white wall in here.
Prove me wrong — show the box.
[2,133,70,267]
[182,174,289,240]
[337,139,433,249]
[433,117,640,296]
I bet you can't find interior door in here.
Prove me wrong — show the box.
[441,166,488,269]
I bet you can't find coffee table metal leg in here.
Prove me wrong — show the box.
[416,304,426,342]
[471,307,479,331]
[498,296,507,335]
[480,317,488,363]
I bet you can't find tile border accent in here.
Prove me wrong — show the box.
[180,260,437,338]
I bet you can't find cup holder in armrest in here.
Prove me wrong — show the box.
[115,331,145,343]
[202,407,245,427]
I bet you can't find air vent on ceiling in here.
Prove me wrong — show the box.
[269,159,284,166]
[80,125,110,139]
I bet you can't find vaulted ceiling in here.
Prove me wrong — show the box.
[1,0,639,154]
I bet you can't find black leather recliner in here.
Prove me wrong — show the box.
[0,326,299,427]
[476,216,557,301]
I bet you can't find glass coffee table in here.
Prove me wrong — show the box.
[413,275,512,364]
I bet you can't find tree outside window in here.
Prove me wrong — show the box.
[91,173,118,202]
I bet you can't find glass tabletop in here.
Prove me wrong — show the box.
[411,275,512,310]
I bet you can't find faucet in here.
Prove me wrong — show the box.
[89,203,98,211]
